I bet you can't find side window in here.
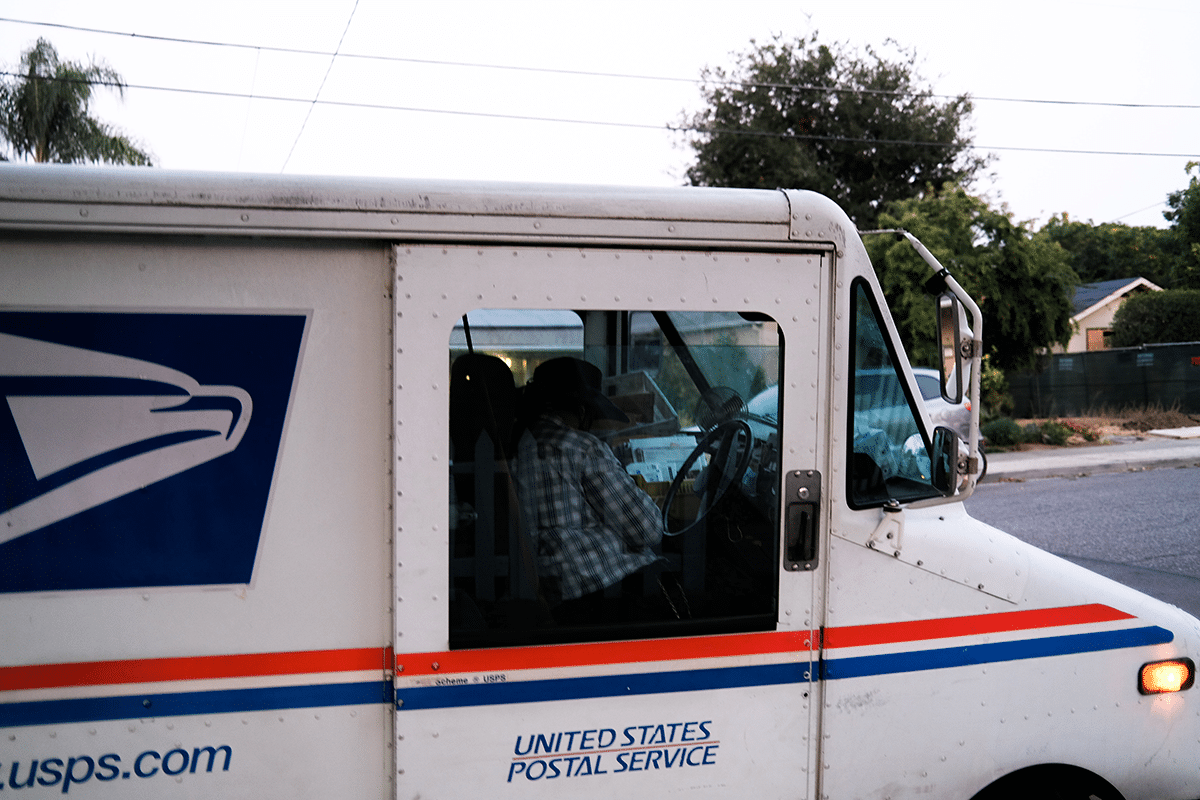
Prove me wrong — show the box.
[448,309,782,648]
[847,281,941,508]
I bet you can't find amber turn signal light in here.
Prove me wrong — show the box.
[1139,658,1195,695]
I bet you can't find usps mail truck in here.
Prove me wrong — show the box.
[1,165,1197,800]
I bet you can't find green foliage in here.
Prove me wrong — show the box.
[981,418,1023,448]
[1038,420,1072,446]
[1110,289,1200,346]
[866,185,1077,372]
[1040,215,1177,288]
[0,38,153,165]
[983,418,1078,448]
[1164,162,1200,289]
[681,34,986,227]
[978,353,1013,421]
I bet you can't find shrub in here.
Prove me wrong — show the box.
[981,418,1024,448]
[1111,289,1200,346]
[979,354,1014,420]
[1039,420,1073,446]
[1060,419,1099,442]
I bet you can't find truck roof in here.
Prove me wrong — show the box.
[0,164,851,248]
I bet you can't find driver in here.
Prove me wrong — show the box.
[513,357,663,616]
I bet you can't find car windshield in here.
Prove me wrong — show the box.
[914,372,941,401]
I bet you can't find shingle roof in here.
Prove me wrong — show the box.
[1071,278,1160,317]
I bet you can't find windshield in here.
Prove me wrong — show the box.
[914,370,941,401]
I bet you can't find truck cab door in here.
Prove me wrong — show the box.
[391,243,830,799]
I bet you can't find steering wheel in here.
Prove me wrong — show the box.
[662,419,755,537]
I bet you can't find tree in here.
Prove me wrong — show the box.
[1110,289,1200,346]
[864,185,1077,372]
[1164,161,1200,288]
[1040,215,1177,288]
[0,38,153,165]
[680,34,986,227]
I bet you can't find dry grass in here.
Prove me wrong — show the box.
[1014,403,1200,446]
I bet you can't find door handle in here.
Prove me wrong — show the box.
[784,470,821,571]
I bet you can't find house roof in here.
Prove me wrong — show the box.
[1071,277,1162,319]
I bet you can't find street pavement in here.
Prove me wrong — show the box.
[982,427,1200,482]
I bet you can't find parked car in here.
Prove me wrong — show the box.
[912,367,970,440]
[913,367,986,479]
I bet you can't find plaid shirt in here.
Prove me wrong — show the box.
[514,414,663,601]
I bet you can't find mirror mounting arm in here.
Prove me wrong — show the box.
[860,228,984,503]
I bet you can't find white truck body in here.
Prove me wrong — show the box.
[0,165,1196,799]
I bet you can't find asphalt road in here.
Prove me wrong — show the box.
[964,465,1200,619]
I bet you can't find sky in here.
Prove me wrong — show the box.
[1,0,1197,229]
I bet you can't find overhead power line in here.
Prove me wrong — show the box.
[3,16,1200,111]
[280,0,360,171]
[1,70,1196,160]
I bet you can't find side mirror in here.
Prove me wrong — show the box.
[930,425,961,495]
[937,293,963,404]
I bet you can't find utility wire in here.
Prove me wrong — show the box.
[1113,201,1169,223]
[3,15,1199,111]
[2,70,1196,160]
[279,0,359,172]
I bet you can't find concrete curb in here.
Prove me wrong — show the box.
[980,432,1200,483]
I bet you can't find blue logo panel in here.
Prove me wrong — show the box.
[0,311,308,593]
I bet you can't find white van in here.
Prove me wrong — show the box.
[0,165,1195,800]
